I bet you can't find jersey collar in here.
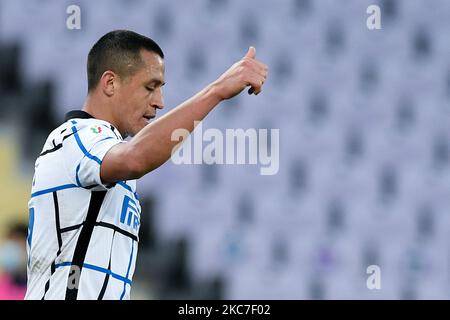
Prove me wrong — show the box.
[64,110,123,140]
[64,110,95,121]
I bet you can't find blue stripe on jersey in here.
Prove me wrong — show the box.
[75,163,82,187]
[32,182,138,199]
[71,124,102,165]
[117,181,132,192]
[117,181,140,201]
[98,136,114,143]
[55,262,132,285]
[27,208,35,267]
[120,240,135,300]
[27,208,35,248]
[31,184,79,198]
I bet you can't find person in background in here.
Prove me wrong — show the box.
[0,221,28,300]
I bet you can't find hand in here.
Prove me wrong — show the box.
[212,46,268,100]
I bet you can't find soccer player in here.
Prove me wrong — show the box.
[25,30,268,300]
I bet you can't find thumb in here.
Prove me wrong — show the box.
[244,46,256,59]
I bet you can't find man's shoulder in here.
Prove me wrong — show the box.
[69,118,123,141]
[62,110,122,140]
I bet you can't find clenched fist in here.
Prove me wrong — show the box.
[213,46,268,100]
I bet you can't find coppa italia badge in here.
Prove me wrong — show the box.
[91,126,102,134]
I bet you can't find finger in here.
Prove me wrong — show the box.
[253,85,263,95]
[246,70,265,84]
[248,57,268,72]
[253,78,265,95]
[254,67,268,81]
[254,60,268,71]
[245,73,265,95]
[244,46,256,59]
[246,59,268,78]
[246,68,266,82]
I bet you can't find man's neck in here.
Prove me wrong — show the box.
[82,95,121,133]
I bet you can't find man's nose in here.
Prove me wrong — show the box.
[151,89,164,110]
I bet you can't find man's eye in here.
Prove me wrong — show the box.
[146,87,155,92]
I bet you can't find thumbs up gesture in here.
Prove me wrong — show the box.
[212,46,268,100]
[245,46,257,59]
[244,47,258,95]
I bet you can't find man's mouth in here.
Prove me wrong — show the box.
[143,115,156,121]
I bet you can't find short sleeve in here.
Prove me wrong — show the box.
[63,122,123,191]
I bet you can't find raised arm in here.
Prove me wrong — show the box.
[100,47,268,183]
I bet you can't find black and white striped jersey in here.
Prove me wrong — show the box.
[25,110,141,300]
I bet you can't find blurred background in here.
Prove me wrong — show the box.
[1,0,450,299]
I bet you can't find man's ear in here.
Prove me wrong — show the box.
[100,71,116,97]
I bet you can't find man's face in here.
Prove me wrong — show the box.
[115,50,165,137]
